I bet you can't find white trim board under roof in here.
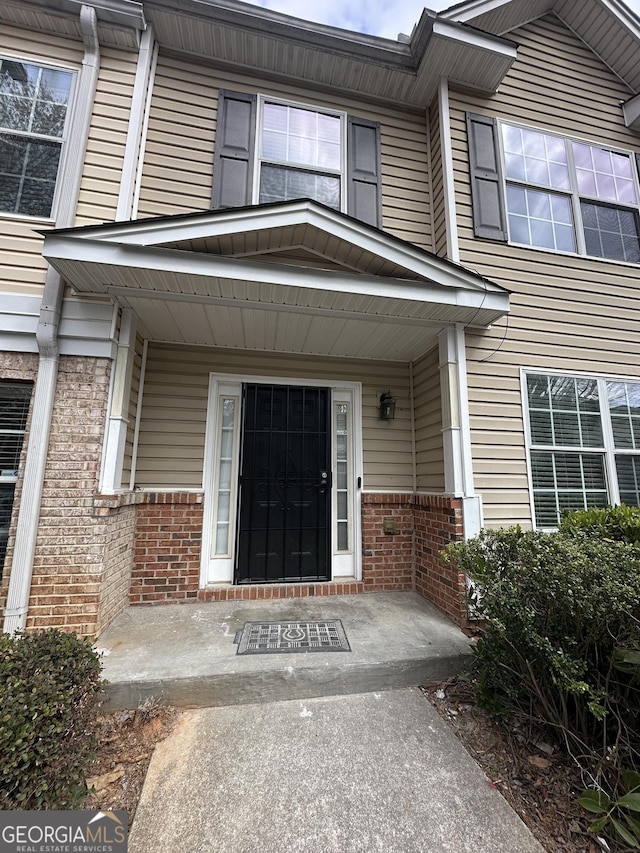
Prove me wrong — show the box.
[6,0,517,108]
[441,0,640,94]
[0,0,145,49]
[39,200,510,361]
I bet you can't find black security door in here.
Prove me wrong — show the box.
[236,384,331,583]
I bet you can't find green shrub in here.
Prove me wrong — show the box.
[445,527,640,754]
[559,504,640,543]
[0,629,103,809]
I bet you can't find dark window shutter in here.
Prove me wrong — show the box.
[347,115,382,227]
[466,113,507,240]
[212,90,257,209]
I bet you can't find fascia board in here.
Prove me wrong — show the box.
[430,18,518,55]
[439,0,512,22]
[42,235,511,314]
[42,202,506,295]
[623,92,640,129]
[12,0,146,29]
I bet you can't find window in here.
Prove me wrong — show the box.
[0,384,31,576]
[502,124,640,262]
[524,372,640,527]
[257,100,343,210]
[0,58,74,218]
[212,90,381,227]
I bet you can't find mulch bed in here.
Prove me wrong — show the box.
[422,677,614,853]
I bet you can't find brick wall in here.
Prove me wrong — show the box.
[98,504,136,628]
[26,356,111,634]
[361,493,414,591]
[130,492,203,605]
[414,495,467,626]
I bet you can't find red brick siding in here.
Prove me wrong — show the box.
[98,504,136,628]
[129,492,203,605]
[414,495,467,626]
[361,493,414,591]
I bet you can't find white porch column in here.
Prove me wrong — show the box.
[99,310,137,493]
[438,323,483,538]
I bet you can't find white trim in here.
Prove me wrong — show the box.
[520,367,640,529]
[45,200,505,294]
[253,95,347,213]
[498,118,640,264]
[431,17,518,57]
[201,373,363,587]
[100,309,137,493]
[44,237,510,315]
[438,77,459,264]
[128,337,148,490]
[131,38,158,220]
[116,25,155,221]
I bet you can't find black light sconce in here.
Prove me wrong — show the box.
[379,391,396,420]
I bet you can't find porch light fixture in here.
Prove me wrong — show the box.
[379,391,396,420]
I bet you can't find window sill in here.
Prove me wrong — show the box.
[0,211,55,226]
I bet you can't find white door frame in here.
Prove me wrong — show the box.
[201,373,363,586]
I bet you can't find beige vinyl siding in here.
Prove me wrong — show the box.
[137,54,432,248]
[429,98,447,258]
[413,346,444,492]
[134,343,413,491]
[75,46,138,226]
[121,333,144,488]
[0,26,83,295]
[450,13,640,528]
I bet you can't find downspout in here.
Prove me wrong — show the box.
[3,5,100,634]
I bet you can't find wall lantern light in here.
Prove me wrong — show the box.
[379,391,396,420]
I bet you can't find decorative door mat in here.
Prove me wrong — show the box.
[234,620,351,655]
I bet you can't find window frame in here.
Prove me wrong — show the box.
[521,368,640,529]
[0,382,32,577]
[0,54,76,222]
[499,120,640,264]
[252,94,348,214]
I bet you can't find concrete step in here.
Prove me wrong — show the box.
[96,591,473,710]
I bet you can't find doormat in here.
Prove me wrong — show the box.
[234,620,351,655]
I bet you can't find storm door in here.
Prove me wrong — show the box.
[236,384,331,583]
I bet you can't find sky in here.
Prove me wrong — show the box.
[249,0,640,40]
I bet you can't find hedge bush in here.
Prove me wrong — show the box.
[0,629,103,809]
[445,525,640,756]
[558,503,640,543]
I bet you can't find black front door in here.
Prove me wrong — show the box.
[236,384,331,583]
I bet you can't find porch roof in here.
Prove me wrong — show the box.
[40,200,510,362]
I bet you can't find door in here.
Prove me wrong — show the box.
[236,384,331,583]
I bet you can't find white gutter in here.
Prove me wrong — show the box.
[3,5,101,635]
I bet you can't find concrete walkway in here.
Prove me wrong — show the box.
[128,688,544,853]
[97,592,473,710]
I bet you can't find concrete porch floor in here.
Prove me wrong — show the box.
[96,591,474,710]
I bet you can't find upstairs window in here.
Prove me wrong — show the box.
[212,90,381,227]
[502,124,640,263]
[0,58,74,219]
[524,372,640,528]
[466,113,640,264]
[258,100,343,210]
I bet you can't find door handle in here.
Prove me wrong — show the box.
[316,471,330,492]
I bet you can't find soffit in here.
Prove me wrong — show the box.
[442,0,640,94]
[39,202,510,361]
[0,0,144,49]
[144,3,516,106]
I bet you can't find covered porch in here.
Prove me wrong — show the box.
[40,200,509,633]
